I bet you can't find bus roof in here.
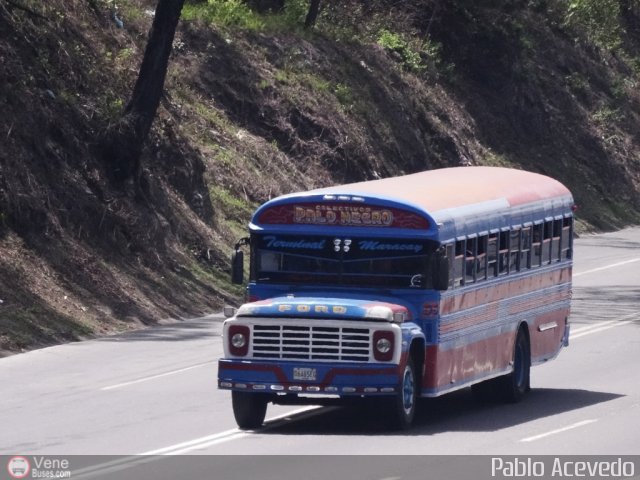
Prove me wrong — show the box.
[314,166,570,212]
[251,167,574,241]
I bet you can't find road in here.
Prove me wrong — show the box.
[1,227,639,478]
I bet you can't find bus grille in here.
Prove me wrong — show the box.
[251,324,371,362]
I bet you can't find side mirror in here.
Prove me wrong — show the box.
[231,249,244,285]
[432,250,449,291]
[231,237,249,285]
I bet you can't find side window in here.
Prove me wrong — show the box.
[509,229,521,272]
[520,227,531,269]
[552,219,563,262]
[465,237,477,285]
[454,240,465,287]
[531,224,543,268]
[446,243,455,288]
[487,233,498,277]
[498,231,509,275]
[561,217,573,259]
[476,235,488,282]
[542,221,553,264]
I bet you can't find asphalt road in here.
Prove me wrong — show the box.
[1,227,639,478]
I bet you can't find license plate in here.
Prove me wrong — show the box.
[293,367,317,381]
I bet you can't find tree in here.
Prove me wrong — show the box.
[102,0,185,182]
[304,0,321,28]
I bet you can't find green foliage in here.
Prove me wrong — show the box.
[377,29,445,74]
[182,0,265,29]
[182,0,308,31]
[209,185,255,220]
[482,151,516,168]
[333,83,354,110]
[193,102,236,135]
[102,94,124,120]
[377,29,425,73]
[565,72,589,95]
[563,0,623,50]
[591,106,623,124]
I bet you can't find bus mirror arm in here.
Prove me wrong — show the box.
[433,248,449,291]
[231,237,249,285]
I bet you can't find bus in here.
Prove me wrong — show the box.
[218,166,574,430]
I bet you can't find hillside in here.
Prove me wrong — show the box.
[1,0,640,354]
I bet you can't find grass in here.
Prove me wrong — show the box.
[187,258,246,299]
[209,185,255,220]
[482,151,518,168]
[181,0,309,32]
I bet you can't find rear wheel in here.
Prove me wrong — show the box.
[232,391,269,429]
[498,328,530,402]
[472,328,530,403]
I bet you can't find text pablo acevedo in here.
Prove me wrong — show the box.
[491,457,635,478]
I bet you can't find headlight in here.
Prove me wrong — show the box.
[228,325,250,356]
[372,331,394,361]
[231,333,246,348]
[376,337,392,354]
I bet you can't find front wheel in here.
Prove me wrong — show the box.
[232,391,269,429]
[388,358,418,430]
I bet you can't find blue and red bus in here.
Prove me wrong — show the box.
[218,166,574,429]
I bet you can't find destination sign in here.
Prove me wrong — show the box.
[258,202,429,229]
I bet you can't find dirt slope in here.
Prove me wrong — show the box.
[1,0,639,353]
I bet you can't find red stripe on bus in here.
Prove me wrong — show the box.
[441,267,571,315]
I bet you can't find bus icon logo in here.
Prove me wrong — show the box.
[7,456,30,479]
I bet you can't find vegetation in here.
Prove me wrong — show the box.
[1,0,640,353]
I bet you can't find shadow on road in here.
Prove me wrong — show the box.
[571,286,640,326]
[259,387,623,436]
[96,317,222,343]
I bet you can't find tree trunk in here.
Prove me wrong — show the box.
[103,0,185,182]
[304,0,321,28]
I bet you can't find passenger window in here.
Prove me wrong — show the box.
[454,240,465,287]
[542,221,553,264]
[552,219,563,262]
[446,243,455,287]
[476,235,488,281]
[498,231,509,275]
[520,227,531,269]
[465,237,477,284]
[509,229,521,272]
[561,217,572,259]
[487,234,498,277]
[531,224,542,268]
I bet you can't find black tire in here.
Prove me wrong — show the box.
[232,391,269,430]
[498,328,530,403]
[388,358,418,430]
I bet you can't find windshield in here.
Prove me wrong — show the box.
[251,234,438,289]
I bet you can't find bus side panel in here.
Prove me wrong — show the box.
[422,330,515,395]
[424,265,571,396]
[530,307,570,364]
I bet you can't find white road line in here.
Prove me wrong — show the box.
[570,319,618,335]
[520,419,597,443]
[140,428,245,455]
[570,312,639,340]
[573,257,640,277]
[153,405,329,455]
[571,320,635,340]
[100,361,216,391]
[72,406,324,478]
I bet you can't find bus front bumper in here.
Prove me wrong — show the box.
[218,359,401,396]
